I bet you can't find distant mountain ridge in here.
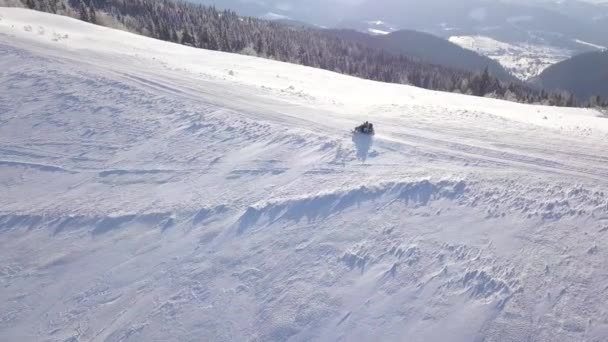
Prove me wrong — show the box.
[537,50,608,101]
[341,0,608,50]
[192,0,608,84]
[328,29,516,82]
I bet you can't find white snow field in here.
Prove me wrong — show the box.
[4,8,608,342]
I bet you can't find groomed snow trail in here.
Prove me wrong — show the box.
[2,8,608,342]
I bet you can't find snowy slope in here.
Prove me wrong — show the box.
[3,8,608,342]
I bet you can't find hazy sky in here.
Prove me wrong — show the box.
[197,0,608,28]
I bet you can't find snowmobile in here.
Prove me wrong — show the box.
[354,121,375,135]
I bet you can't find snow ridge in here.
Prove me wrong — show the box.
[237,180,467,232]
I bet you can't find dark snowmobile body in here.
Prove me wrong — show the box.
[354,121,375,135]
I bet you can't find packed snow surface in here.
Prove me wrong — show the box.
[3,8,608,342]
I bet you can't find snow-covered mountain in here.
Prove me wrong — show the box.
[329,30,516,82]
[345,0,608,46]
[449,35,607,81]
[185,0,608,81]
[340,0,608,80]
[448,35,575,80]
[4,8,608,342]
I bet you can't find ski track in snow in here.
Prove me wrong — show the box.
[2,8,608,342]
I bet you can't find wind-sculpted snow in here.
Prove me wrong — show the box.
[237,180,466,232]
[0,206,228,236]
[4,8,608,342]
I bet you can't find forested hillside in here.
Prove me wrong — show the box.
[538,50,608,106]
[328,29,516,83]
[13,0,588,107]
